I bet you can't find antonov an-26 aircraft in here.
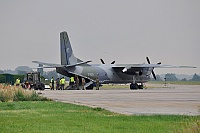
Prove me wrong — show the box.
[33,31,195,89]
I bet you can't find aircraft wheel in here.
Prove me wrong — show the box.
[130,83,137,90]
[86,84,93,90]
[138,85,143,89]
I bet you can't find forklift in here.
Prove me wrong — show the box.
[22,72,45,90]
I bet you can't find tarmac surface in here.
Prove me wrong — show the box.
[41,84,200,115]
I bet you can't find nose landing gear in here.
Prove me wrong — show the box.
[130,82,143,90]
[130,76,143,90]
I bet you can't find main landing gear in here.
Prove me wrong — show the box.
[130,76,143,90]
[130,82,143,90]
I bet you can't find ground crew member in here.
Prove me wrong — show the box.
[96,77,99,90]
[50,77,54,90]
[82,78,85,90]
[15,78,20,86]
[75,75,79,90]
[61,77,65,90]
[70,76,75,86]
[59,78,62,90]
[56,78,60,90]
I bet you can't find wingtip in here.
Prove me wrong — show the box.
[32,61,37,63]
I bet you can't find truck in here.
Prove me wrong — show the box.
[22,72,45,90]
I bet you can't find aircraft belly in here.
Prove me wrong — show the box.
[99,66,122,83]
[95,67,110,81]
[57,65,151,84]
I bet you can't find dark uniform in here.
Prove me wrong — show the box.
[56,78,60,90]
[76,76,79,90]
[50,77,54,90]
[82,78,85,90]
[96,77,99,90]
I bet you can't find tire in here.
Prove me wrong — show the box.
[138,85,143,89]
[86,84,94,90]
[130,83,138,90]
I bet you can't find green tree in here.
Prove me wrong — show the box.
[43,70,58,80]
[17,70,27,75]
[165,73,178,81]
[15,66,33,74]
[181,78,187,81]
[13,74,24,82]
[0,70,4,74]
[0,74,5,83]
[191,73,200,81]
[155,75,163,81]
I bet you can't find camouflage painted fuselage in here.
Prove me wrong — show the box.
[33,31,196,86]
[57,31,152,84]
[56,64,152,84]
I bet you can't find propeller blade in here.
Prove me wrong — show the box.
[101,59,115,64]
[146,57,157,80]
[152,70,156,80]
[100,59,105,64]
[146,57,150,64]
[111,61,115,64]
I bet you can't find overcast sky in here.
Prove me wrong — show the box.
[0,0,199,74]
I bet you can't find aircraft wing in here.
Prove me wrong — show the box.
[154,65,196,68]
[112,64,196,73]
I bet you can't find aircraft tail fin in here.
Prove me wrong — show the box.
[60,31,82,65]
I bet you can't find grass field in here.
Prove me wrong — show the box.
[0,84,49,102]
[0,101,199,133]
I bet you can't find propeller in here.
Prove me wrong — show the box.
[100,59,115,64]
[100,59,105,64]
[146,57,156,80]
[111,61,115,64]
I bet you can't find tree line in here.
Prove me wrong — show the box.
[155,73,200,81]
[0,66,199,82]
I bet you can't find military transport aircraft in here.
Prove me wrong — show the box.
[33,31,196,89]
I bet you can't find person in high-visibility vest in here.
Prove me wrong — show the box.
[70,77,75,86]
[15,78,20,86]
[61,77,65,90]
[50,77,54,90]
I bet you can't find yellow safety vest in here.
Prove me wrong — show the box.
[16,79,20,84]
[70,77,74,82]
[61,78,65,84]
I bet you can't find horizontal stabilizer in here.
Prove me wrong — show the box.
[32,61,63,68]
[65,60,92,68]
[32,66,58,69]
[32,60,92,68]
